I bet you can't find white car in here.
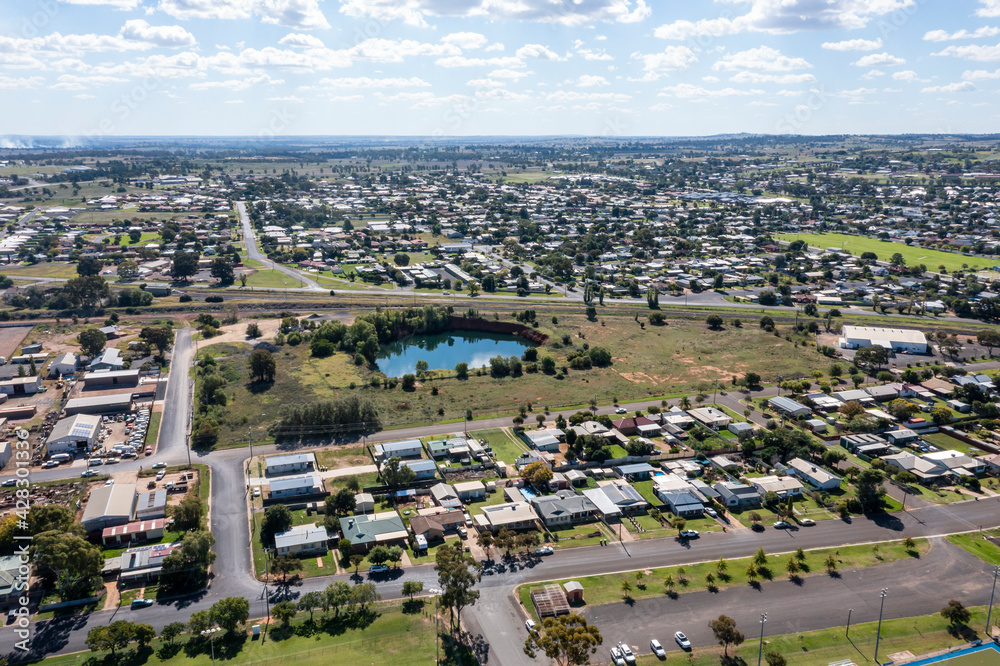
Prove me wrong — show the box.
[704,507,718,518]
[253,487,261,498]
[151,462,167,469]
[674,631,691,649]
[81,470,98,478]
[799,518,815,526]
[679,530,699,539]
[772,521,790,529]
[650,639,666,658]
[610,646,626,666]
[534,546,554,556]
[156,470,166,481]
[619,642,637,665]
[615,407,627,414]
[525,619,536,633]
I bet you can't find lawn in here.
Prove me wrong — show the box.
[637,605,993,666]
[245,269,307,289]
[948,529,1000,566]
[144,412,162,450]
[466,489,510,516]
[776,232,992,273]
[5,262,80,278]
[314,444,373,470]
[922,432,990,457]
[40,603,445,666]
[545,521,611,549]
[472,428,527,464]
[519,539,928,617]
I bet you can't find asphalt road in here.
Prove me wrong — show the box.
[236,201,323,292]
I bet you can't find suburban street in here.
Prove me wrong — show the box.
[235,201,323,292]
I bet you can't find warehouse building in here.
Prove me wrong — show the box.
[0,376,41,396]
[81,483,137,532]
[47,352,78,378]
[64,394,133,415]
[83,369,140,388]
[46,414,102,455]
[840,326,927,354]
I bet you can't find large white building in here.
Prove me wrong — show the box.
[839,326,927,354]
[46,414,102,455]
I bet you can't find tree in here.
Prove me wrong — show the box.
[76,256,103,277]
[173,496,203,530]
[765,650,788,666]
[402,580,424,600]
[393,253,410,266]
[210,596,249,633]
[674,518,687,534]
[903,536,916,551]
[381,456,416,490]
[940,600,971,627]
[64,275,110,310]
[855,468,886,513]
[349,554,365,574]
[30,530,103,600]
[620,579,632,598]
[261,504,293,544]
[272,600,297,626]
[86,621,146,656]
[298,591,323,622]
[977,329,1000,356]
[706,314,724,330]
[270,555,302,582]
[210,257,235,285]
[744,371,761,388]
[140,326,173,355]
[246,322,262,339]
[522,461,553,487]
[455,361,469,379]
[160,622,185,643]
[708,615,745,657]
[171,251,200,281]
[435,542,481,633]
[117,260,139,280]
[160,530,216,589]
[854,345,889,371]
[248,348,276,383]
[930,405,953,426]
[523,614,603,666]
[327,487,357,516]
[368,545,392,567]
[476,530,494,559]
[187,610,213,635]
[77,327,108,358]
[28,504,77,535]
[839,400,866,420]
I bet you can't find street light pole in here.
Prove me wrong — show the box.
[757,613,767,666]
[201,628,220,666]
[846,608,853,637]
[986,565,1000,637]
[874,588,888,665]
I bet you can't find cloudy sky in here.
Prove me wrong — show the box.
[3,0,1000,137]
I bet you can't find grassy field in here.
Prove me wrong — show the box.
[245,269,307,289]
[519,539,927,618]
[4,262,80,278]
[948,529,1000,566]
[314,444,372,470]
[636,605,994,665]
[40,603,448,666]
[776,232,994,272]
[198,314,830,445]
[472,428,527,464]
[922,432,990,458]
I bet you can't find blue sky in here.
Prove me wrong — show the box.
[2,0,1000,137]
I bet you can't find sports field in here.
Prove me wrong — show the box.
[918,646,1000,665]
[776,232,995,273]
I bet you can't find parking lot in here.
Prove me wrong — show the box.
[86,409,152,463]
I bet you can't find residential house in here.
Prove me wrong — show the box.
[886,429,920,445]
[373,439,423,461]
[582,480,648,518]
[713,481,761,508]
[476,502,538,532]
[88,347,125,371]
[840,433,887,453]
[454,480,486,502]
[430,482,461,509]
[768,396,811,419]
[268,474,323,499]
[401,459,438,480]
[786,458,842,491]
[265,453,316,476]
[274,524,331,557]
[687,407,732,429]
[341,512,408,552]
[751,475,804,498]
[614,463,655,481]
[0,555,25,605]
[409,510,466,542]
[530,490,596,527]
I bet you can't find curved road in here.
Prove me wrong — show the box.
[236,201,323,292]
[5,331,1000,663]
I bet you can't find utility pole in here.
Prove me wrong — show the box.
[757,613,767,666]
[873,588,888,664]
[987,565,1000,637]
[246,426,253,474]
[846,608,853,637]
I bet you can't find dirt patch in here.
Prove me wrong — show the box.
[197,318,282,350]
[616,372,670,385]
[0,325,33,358]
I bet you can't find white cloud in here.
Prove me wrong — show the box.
[962,67,1000,80]
[713,46,811,72]
[924,26,1000,41]
[441,32,488,50]
[892,70,920,81]
[577,74,609,87]
[350,38,460,63]
[729,71,815,83]
[978,0,1000,17]
[266,95,304,102]
[49,74,128,90]
[821,37,882,51]
[515,44,564,61]
[338,0,651,28]
[435,55,524,68]
[934,43,1000,61]
[630,46,697,80]
[190,73,283,90]
[120,20,197,48]
[373,91,467,108]
[545,90,631,102]
[317,76,430,88]
[158,0,329,29]
[654,0,914,40]
[466,78,505,89]
[74,93,98,99]
[852,52,905,67]
[658,83,762,98]
[861,69,885,79]
[922,81,977,93]
[484,43,505,52]
[488,68,531,80]
[57,0,141,8]
[577,48,613,61]
[278,33,325,48]
[0,75,45,89]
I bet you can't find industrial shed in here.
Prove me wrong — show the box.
[64,394,133,415]
[83,369,140,388]
[46,414,101,455]
[81,483,136,532]
[840,326,927,354]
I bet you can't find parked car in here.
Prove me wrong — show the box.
[525,619,536,633]
[88,458,103,466]
[151,462,167,469]
[799,518,815,526]
[1,479,16,487]
[619,642,637,664]
[650,639,666,658]
[41,460,59,468]
[704,507,718,517]
[130,599,154,609]
[772,521,790,529]
[679,530,699,539]
[534,546,554,556]
[368,565,389,574]
[615,407,628,414]
[144,447,152,455]
[674,631,691,649]
[610,646,626,666]
[156,470,166,481]
[253,487,261,498]
[81,470,98,478]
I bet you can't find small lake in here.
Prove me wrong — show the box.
[377,330,533,377]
